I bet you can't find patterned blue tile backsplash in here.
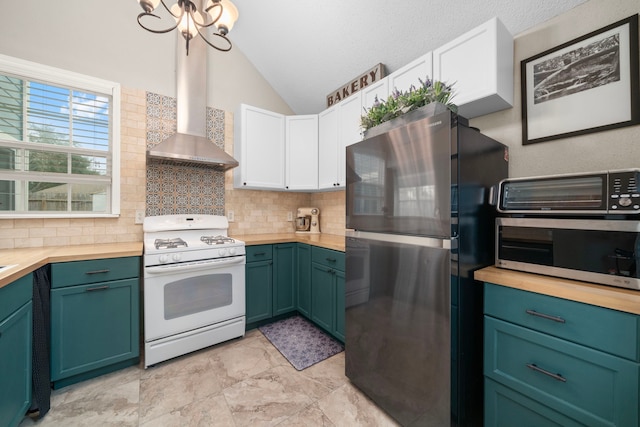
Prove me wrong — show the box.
[145,92,226,216]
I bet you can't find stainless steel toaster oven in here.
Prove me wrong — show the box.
[496,169,640,215]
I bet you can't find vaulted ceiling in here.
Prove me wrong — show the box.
[229,0,588,114]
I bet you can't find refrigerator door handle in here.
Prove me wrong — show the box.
[346,230,456,250]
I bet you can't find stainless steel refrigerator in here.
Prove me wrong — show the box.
[345,105,508,426]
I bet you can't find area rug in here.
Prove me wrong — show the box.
[259,315,344,371]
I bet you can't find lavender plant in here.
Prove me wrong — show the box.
[361,77,457,131]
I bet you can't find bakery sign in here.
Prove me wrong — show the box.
[326,63,385,108]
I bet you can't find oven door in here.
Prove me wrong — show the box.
[144,256,246,342]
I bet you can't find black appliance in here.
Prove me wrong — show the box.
[345,105,508,426]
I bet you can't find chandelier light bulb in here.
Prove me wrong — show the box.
[138,0,161,13]
[216,0,238,35]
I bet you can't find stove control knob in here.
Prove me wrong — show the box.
[219,248,228,257]
[159,254,169,263]
[172,253,182,262]
[229,247,237,255]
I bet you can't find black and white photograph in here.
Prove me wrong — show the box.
[521,14,639,145]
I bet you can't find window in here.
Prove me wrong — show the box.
[0,54,120,217]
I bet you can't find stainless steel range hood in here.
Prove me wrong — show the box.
[147,30,238,171]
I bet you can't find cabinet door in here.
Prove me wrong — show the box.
[0,302,31,427]
[273,244,296,316]
[338,91,363,149]
[387,52,433,94]
[311,262,335,333]
[234,104,285,190]
[433,17,513,118]
[334,269,345,342]
[285,115,318,191]
[296,244,312,318]
[361,77,389,113]
[50,278,139,382]
[245,260,273,323]
[318,106,339,190]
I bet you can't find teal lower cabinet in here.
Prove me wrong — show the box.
[246,243,345,342]
[245,244,297,325]
[245,245,273,324]
[50,257,140,389]
[273,243,296,316]
[310,246,345,342]
[484,282,640,427]
[0,274,33,427]
[296,244,311,317]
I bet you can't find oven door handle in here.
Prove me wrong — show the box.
[145,256,246,274]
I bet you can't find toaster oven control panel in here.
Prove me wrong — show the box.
[608,171,640,211]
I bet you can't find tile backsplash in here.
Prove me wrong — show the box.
[145,92,226,216]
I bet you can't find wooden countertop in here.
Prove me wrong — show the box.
[237,233,345,252]
[0,242,143,289]
[475,266,640,316]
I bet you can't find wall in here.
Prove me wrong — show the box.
[0,88,147,249]
[0,1,293,116]
[471,0,640,178]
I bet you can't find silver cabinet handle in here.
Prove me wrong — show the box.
[85,269,110,275]
[526,363,567,382]
[525,309,565,323]
[86,285,109,292]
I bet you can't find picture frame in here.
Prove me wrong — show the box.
[521,14,639,145]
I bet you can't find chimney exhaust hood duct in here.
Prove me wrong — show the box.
[147,25,239,171]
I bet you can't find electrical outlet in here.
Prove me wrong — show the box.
[227,210,235,222]
[287,211,293,221]
[134,210,145,224]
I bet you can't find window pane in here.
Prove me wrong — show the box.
[72,154,107,175]
[0,180,16,211]
[28,181,67,211]
[0,75,23,141]
[72,92,110,151]
[0,147,18,170]
[71,183,107,212]
[27,82,71,145]
[26,149,68,173]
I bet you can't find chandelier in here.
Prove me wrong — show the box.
[136,0,239,55]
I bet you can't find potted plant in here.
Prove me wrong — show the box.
[361,77,457,138]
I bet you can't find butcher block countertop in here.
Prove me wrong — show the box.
[0,242,143,289]
[238,233,345,252]
[475,266,640,316]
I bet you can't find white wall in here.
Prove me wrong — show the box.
[471,0,640,178]
[0,0,293,115]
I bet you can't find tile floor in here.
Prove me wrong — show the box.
[19,329,400,426]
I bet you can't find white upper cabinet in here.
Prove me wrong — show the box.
[387,52,433,94]
[361,77,389,113]
[338,91,364,148]
[318,106,340,190]
[285,115,318,191]
[433,17,513,118]
[234,104,286,190]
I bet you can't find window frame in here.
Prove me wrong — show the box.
[0,54,121,218]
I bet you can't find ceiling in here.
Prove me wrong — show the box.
[228,0,588,114]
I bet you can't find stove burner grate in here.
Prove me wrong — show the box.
[154,238,188,250]
[201,235,236,245]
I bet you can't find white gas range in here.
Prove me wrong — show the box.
[142,214,246,368]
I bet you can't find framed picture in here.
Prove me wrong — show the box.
[521,14,639,145]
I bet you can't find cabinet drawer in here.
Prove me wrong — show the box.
[246,245,273,262]
[311,246,344,271]
[485,316,639,427]
[485,283,640,361]
[0,273,32,321]
[485,378,584,427]
[51,257,139,288]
